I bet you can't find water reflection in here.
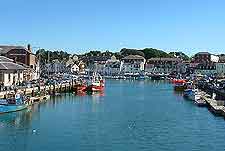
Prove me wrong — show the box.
[0,108,33,128]
[173,91,184,96]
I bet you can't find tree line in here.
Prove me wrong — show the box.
[36,48,190,65]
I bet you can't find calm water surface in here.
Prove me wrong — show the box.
[0,80,225,151]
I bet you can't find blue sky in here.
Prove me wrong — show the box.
[1,0,225,55]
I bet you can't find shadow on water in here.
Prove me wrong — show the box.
[0,107,34,128]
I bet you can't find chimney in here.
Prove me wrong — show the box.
[27,44,31,52]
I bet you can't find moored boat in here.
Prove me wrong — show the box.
[86,73,104,92]
[184,89,201,101]
[173,78,188,91]
[0,93,30,114]
[174,83,187,91]
[86,80,104,92]
[76,84,87,92]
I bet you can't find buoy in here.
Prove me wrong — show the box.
[32,129,37,133]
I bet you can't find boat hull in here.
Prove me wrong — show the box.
[86,85,104,92]
[174,85,187,91]
[76,85,87,92]
[0,104,29,114]
[188,94,201,101]
[183,89,201,101]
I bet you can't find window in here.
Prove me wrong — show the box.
[8,74,11,82]
[0,72,3,82]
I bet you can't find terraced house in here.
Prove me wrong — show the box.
[193,52,219,75]
[145,58,185,74]
[120,55,146,75]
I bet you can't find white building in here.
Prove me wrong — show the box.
[104,56,120,76]
[70,64,80,73]
[120,55,146,74]
[94,62,105,75]
[0,56,25,86]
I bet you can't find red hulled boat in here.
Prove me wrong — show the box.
[86,73,104,92]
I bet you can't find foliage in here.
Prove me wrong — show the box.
[141,48,169,59]
[36,48,190,66]
[168,52,190,61]
[120,48,145,57]
[36,49,70,64]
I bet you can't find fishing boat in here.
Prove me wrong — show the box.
[74,79,87,93]
[189,89,201,101]
[0,93,30,114]
[173,79,188,91]
[174,83,187,91]
[184,89,201,101]
[86,73,104,92]
[76,84,87,92]
[183,89,192,98]
[172,79,186,84]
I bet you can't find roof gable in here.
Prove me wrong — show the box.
[0,45,28,54]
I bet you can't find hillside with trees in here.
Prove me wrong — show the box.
[36,48,190,65]
[168,52,190,61]
[36,49,70,64]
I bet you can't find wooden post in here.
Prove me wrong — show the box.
[53,84,56,94]
[32,87,34,97]
[71,79,74,91]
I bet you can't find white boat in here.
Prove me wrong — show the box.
[188,89,201,101]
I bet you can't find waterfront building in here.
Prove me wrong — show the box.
[216,63,225,76]
[45,59,69,74]
[216,55,225,76]
[145,58,183,74]
[104,56,120,76]
[70,64,80,74]
[90,56,110,75]
[0,56,25,86]
[193,52,219,76]
[77,61,86,73]
[0,44,39,80]
[120,55,146,75]
[193,52,219,63]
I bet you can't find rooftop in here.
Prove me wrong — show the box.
[147,57,181,62]
[0,45,27,54]
[195,52,211,55]
[122,55,145,60]
[219,54,225,62]
[0,56,14,62]
[0,56,25,70]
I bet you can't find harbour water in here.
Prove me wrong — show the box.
[1,80,225,151]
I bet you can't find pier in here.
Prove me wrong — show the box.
[200,94,225,116]
[0,81,78,99]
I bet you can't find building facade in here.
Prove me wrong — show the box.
[145,58,183,74]
[0,56,25,86]
[104,56,120,76]
[45,59,69,74]
[0,44,39,80]
[193,52,219,76]
[120,55,146,74]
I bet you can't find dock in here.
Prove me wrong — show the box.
[201,95,225,116]
[0,81,79,99]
